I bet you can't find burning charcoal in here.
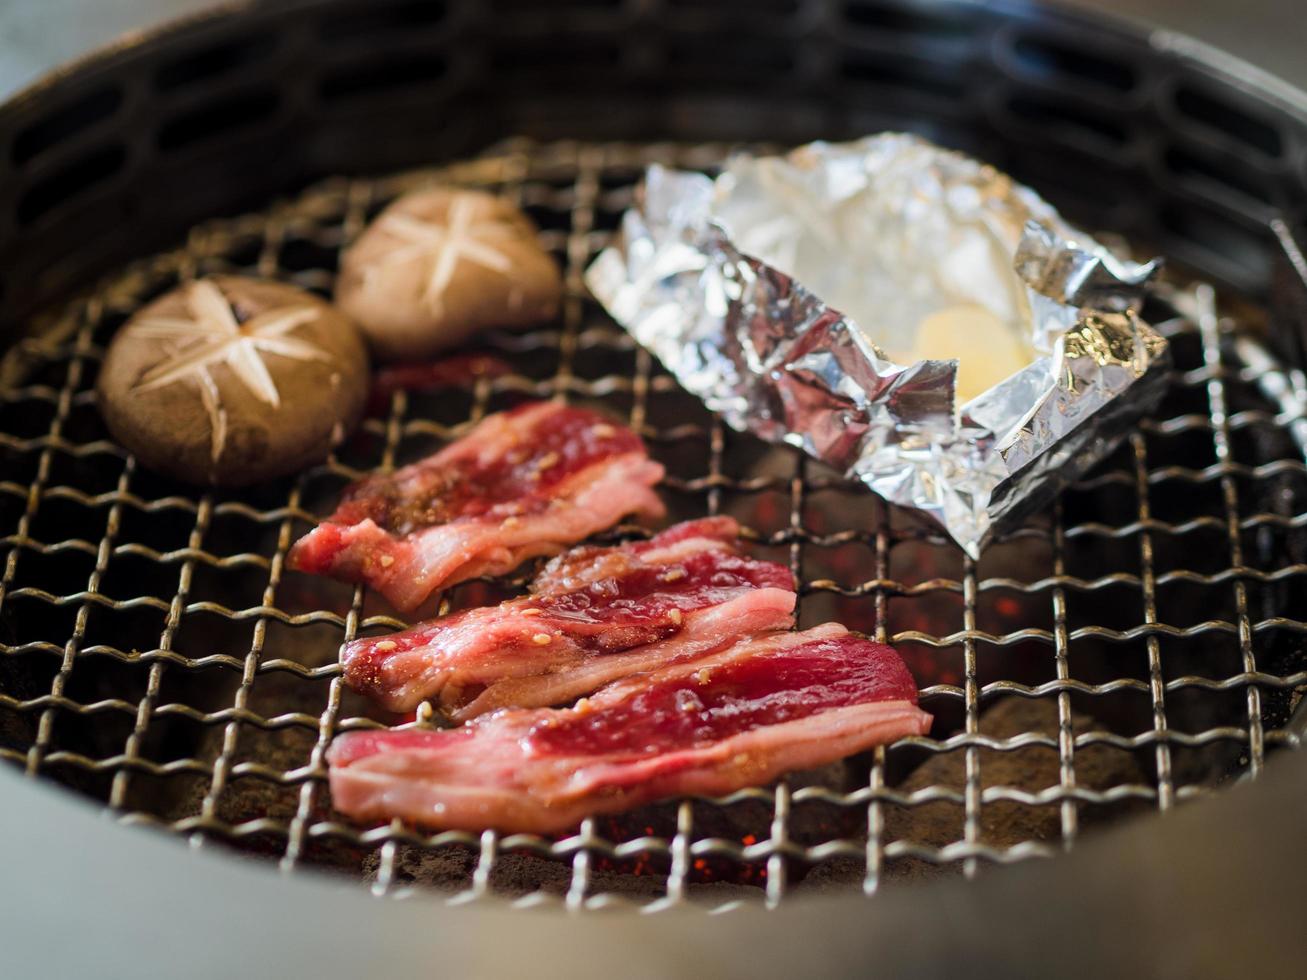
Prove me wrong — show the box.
[486,848,734,905]
[802,696,1147,889]
[595,758,862,868]
[361,843,479,894]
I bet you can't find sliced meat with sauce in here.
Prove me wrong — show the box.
[327,624,932,833]
[287,401,665,611]
[340,517,795,718]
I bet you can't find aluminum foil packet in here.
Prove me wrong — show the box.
[585,134,1169,555]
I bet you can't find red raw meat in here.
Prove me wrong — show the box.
[367,354,512,415]
[340,517,796,717]
[288,401,665,611]
[328,624,932,833]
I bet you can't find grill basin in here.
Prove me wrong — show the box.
[1,0,1307,914]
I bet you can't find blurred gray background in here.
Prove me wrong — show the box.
[0,0,1305,100]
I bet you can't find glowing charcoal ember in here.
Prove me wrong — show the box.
[339,517,796,717]
[327,624,931,834]
[287,401,665,611]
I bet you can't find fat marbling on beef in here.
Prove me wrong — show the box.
[340,517,796,717]
[328,624,932,833]
[288,401,664,611]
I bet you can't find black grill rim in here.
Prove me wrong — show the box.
[1,0,1307,336]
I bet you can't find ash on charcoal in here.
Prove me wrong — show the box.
[361,843,479,894]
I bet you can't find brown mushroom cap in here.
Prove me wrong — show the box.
[335,187,562,361]
[96,276,369,487]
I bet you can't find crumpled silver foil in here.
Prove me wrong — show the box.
[585,134,1169,554]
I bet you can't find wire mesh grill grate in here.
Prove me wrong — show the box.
[2,139,1306,911]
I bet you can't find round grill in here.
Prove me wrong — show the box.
[2,0,1307,915]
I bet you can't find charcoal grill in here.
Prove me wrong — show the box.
[3,0,1307,975]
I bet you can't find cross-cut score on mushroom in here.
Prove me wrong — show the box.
[336,187,563,361]
[96,276,370,486]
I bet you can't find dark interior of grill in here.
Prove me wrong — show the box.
[2,0,1307,910]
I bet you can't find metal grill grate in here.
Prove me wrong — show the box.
[2,139,1307,911]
